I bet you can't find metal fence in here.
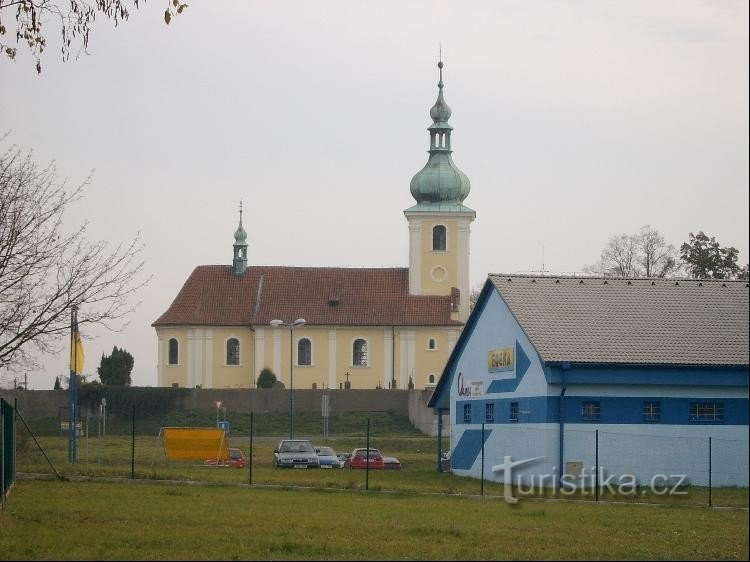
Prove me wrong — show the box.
[1,398,16,508]
[10,405,749,509]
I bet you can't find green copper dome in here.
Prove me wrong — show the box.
[234,222,247,245]
[409,61,472,210]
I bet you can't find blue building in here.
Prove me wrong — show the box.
[429,275,749,489]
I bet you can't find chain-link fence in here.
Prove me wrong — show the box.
[468,423,748,507]
[11,404,749,509]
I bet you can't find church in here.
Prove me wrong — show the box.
[152,61,476,391]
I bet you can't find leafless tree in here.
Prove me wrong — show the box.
[585,226,679,278]
[0,0,187,73]
[637,225,678,278]
[0,140,149,369]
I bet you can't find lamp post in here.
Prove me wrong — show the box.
[270,318,306,438]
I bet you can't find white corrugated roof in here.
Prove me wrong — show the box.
[489,275,749,366]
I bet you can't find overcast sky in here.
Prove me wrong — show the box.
[2,1,748,390]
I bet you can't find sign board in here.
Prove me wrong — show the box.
[321,395,330,418]
[488,347,514,373]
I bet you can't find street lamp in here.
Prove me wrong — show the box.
[270,318,306,438]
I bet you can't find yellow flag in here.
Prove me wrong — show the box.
[70,331,85,375]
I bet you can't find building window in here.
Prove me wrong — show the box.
[226,338,240,365]
[463,403,472,423]
[432,225,446,251]
[427,337,437,350]
[297,338,312,366]
[168,338,179,365]
[485,403,495,423]
[689,402,724,423]
[582,401,600,421]
[510,402,519,423]
[427,374,435,385]
[353,338,368,366]
[643,401,661,422]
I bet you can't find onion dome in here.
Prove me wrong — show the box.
[232,202,248,275]
[409,61,472,210]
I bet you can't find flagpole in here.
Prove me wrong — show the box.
[68,305,78,464]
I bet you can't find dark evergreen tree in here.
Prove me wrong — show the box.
[53,376,61,390]
[97,346,134,386]
[256,367,277,389]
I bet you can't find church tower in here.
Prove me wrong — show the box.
[405,60,475,322]
[232,202,248,275]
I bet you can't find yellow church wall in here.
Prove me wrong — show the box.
[157,325,456,391]
[334,328,385,390]
[156,327,188,388]
[209,327,254,388]
[413,328,451,387]
[278,327,331,390]
[420,219,458,295]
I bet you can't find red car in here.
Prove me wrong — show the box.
[346,447,385,470]
[204,447,246,468]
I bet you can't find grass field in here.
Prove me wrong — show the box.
[1,479,748,560]
[4,412,749,559]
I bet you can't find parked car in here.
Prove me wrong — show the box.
[383,455,402,470]
[315,446,344,469]
[204,447,246,468]
[346,447,385,470]
[273,439,320,469]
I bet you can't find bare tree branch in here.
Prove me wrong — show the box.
[0,0,187,73]
[0,139,150,369]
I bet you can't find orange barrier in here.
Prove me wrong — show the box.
[160,427,228,461]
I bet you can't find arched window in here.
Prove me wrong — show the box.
[168,338,179,365]
[427,337,437,350]
[297,338,312,366]
[432,225,446,251]
[226,338,240,365]
[428,374,436,384]
[353,339,368,366]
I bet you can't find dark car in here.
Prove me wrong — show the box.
[273,439,320,469]
[346,447,385,470]
[315,446,344,469]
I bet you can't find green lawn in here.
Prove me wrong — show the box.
[5,415,749,560]
[1,479,748,560]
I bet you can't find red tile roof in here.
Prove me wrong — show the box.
[152,266,462,327]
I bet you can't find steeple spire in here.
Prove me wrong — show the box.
[408,59,471,209]
[232,201,248,275]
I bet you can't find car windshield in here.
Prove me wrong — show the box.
[279,441,314,453]
[229,449,242,460]
[317,447,335,456]
[355,449,380,458]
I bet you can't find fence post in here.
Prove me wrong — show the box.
[1,399,5,511]
[480,422,485,496]
[365,417,370,491]
[595,429,599,503]
[248,412,253,486]
[708,437,713,507]
[130,405,135,480]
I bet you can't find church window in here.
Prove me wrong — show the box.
[168,338,179,365]
[226,338,240,365]
[298,338,312,366]
[353,339,368,366]
[428,374,436,385]
[432,225,446,251]
[427,337,437,350]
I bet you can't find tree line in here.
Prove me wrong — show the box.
[584,225,747,280]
